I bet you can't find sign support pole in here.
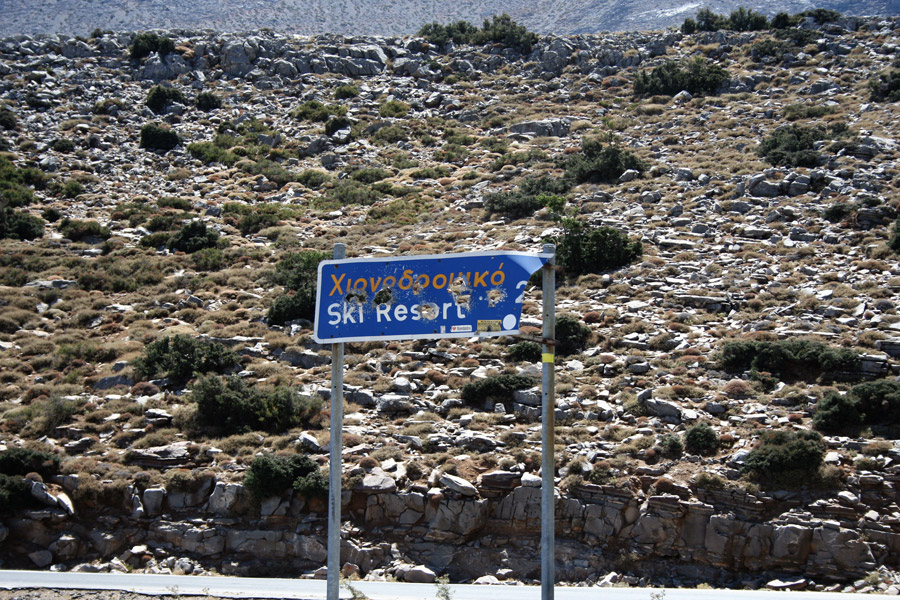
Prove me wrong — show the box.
[327,243,346,600]
[541,243,556,600]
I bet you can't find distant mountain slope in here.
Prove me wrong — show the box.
[0,0,896,37]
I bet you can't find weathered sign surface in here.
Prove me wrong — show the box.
[313,251,552,343]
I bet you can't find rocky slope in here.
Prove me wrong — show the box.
[0,0,897,37]
[1,13,900,593]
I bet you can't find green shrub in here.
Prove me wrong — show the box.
[139,231,173,249]
[293,469,328,499]
[783,103,836,121]
[823,202,853,223]
[190,375,322,436]
[298,170,330,189]
[474,13,539,53]
[658,434,684,459]
[372,124,408,144]
[379,100,410,118]
[196,91,222,111]
[51,138,76,153]
[460,374,536,408]
[507,341,541,362]
[556,315,592,356]
[291,100,346,122]
[719,339,859,381]
[800,8,841,23]
[243,453,320,499]
[418,20,480,47]
[187,141,237,165]
[130,32,175,60]
[891,216,900,254]
[0,448,60,478]
[59,218,109,242]
[62,180,83,198]
[0,208,43,240]
[168,220,218,253]
[742,430,825,488]
[192,247,224,272]
[554,218,642,276]
[132,334,238,384]
[237,211,280,236]
[158,196,192,210]
[771,12,798,28]
[0,474,38,515]
[634,57,728,97]
[410,166,450,179]
[324,180,382,206]
[756,124,832,167]
[324,116,352,137]
[484,191,544,219]
[684,7,768,32]
[268,250,329,325]
[565,138,645,184]
[140,123,180,151]
[350,168,391,184]
[869,71,900,103]
[334,85,360,99]
[684,423,718,456]
[813,391,861,433]
[0,105,16,130]
[146,85,187,114]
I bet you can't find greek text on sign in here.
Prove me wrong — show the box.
[313,251,551,343]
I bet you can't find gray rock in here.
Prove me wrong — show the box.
[439,473,478,497]
[508,119,570,138]
[28,550,53,568]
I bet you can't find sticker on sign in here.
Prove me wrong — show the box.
[313,251,552,343]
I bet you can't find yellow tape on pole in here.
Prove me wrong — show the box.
[542,353,555,363]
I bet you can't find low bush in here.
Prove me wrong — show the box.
[484,191,544,219]
[187,141,237,165]
[372,124,408,144]
[823,202,853,223]
[140,123,180,151]
[507,341,541,362]
[891,216,900,254]
[756,124,833,167]
[658,434,684,459]
[158,196,192,210]
[196,91,222,111]
[298,170,330,189]
[334,85,360,99]
[146,85,187,114]
[237,211,280,236]
[59,218,109,242]
[419,14,537,52]
[51,138,76,153]
[130,32,175,60]
[268,250,329,324]
[742,429,825,488]
[192,247,224,271]
[168,220,219,253]
[556,315,592,356]
[869,70,900,103]
[719,339,859,381]
[0,474,38,515]
[554,218,642,276]
[132,334,238,384]
[324,180,382,206]
[815,380,900,434]
[291,100,346,122]
[190,375,322,436]
[243,453,320,500]
[684,423,718,456]
[461,374,536,408]
[565,138,645,184]
[0,448,60,478]
[0,208,43,240]
[350,168,391,184]
[379,100,410,118]
[324,116,352,137]
[0,105,16,130]
[634,57,728,97]
[682,7,768,33]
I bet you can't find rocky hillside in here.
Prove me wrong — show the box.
[0,0,898,37]
[2,12,900,593]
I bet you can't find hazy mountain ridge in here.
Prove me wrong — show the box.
[0,0,897,38]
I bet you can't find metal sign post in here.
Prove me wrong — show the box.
[540,243,556,600]
[314,248,553,600]
[326,243,345,600]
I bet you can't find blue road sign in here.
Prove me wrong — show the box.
[313,251,552,343]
